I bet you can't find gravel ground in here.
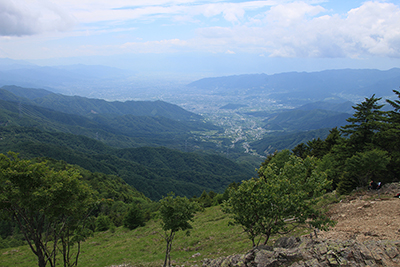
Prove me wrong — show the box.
[318,183,400,242]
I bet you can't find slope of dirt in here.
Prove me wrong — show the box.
[318,183,400,242]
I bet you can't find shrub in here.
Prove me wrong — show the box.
[123,204,145,230]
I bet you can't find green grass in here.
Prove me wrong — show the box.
[0,204,322,267]
[0,206,251,267]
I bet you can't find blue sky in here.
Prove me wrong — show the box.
[1,0,400,77]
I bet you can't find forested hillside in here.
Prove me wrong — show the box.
[0,85,258,201]
[246,101,354,154]
[0,87,221,150]
[1,85,201,120]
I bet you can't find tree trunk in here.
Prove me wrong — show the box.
[37,250,47,267]
[163,240,170,267]
[163,231,175,267]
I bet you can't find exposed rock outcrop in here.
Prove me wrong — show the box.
[202,236,400,267]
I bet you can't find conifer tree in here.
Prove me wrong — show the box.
[341,95,385,152]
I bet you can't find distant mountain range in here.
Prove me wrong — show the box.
[1,58,398,107]
[0,58,131,91]
[188,68,400,105]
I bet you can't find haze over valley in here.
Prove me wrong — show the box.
[2,57,400,158]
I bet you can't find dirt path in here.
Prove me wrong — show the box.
[318,183,400,242]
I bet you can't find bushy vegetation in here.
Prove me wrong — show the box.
[223,155,333,247]
[0,153,96,267]
[0,126,255,200]
[291,90,400,193]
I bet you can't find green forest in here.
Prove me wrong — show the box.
[0,87,399,266]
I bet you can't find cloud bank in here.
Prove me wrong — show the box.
[1,0,400,61]
[0,0,75,36]
[192,1,400,58]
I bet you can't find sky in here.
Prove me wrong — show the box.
[1,0,400,77]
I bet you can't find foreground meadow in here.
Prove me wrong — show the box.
[1,206,252,267]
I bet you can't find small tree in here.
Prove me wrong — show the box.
[223,155,333,247]
[0,153,95,267]
[159,193,198,267]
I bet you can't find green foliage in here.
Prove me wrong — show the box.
[339,149,390,191]
[259,149,291,171]
[0,126,255,201]
[95,215,113,232]
[224,155,333,247]
[0,235,26,249]
[123,204,145,230]
[0,152,95,267]
[293,128,342,160]
[159,193,199,267]
[290,91,400,193]
[0,205,253,267]
[341,94,385,152]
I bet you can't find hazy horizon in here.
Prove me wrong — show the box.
[1,0,400,78]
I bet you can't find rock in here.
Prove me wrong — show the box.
[274,236,301,249]
[202,237,400,267]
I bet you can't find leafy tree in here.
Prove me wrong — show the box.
[258,149,291,177]
[337,149,390,194]
[123,204,145,230]
[95,215,112,232]
[224,155,333,247]
[198,190,213,208]
[159,193,198,267]
[0,152,95,267]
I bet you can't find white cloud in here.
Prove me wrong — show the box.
[265,1,325,27]
[2,0,400,61]
[49,0,277,25]
[0,0,76,36]
[191,1,400,58]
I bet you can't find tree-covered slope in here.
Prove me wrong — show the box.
[250,128,331,155]
[1,85,200,120]
[0,96,220,149]
[261,109,350,131]
[0,126,255,200]
[0,85,53,99]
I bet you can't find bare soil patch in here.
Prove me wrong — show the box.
[318,183,400,242]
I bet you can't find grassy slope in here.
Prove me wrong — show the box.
[0,204,315,267]
[0,206,247,267]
